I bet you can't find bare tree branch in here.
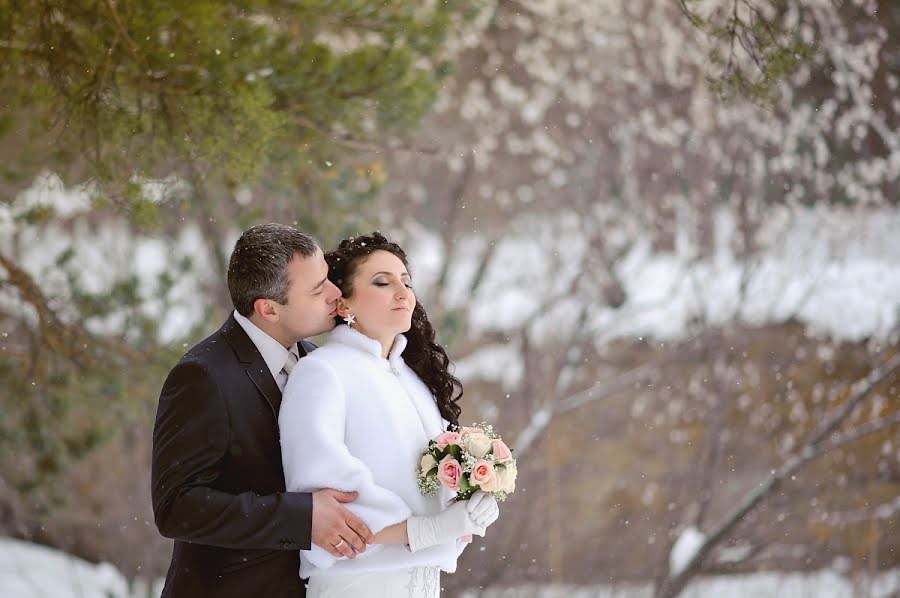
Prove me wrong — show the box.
[806,352,900,448]
[655,350,900,598]
[513,363,656,460]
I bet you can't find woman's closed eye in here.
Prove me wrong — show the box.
[373,279,412,288]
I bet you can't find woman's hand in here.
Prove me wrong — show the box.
[406,500,485,552]
[465,491,500,529]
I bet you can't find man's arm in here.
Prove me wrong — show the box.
[151,360,312,550]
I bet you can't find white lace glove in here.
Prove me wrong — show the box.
[465,490,499,529]
[407,500,486,553]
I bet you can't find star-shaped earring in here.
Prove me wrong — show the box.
[343,313,356,326]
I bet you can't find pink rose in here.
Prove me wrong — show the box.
[437,455,462,491]
[469,459,501,492]
[490,439,512,463]
[434,431,462,450]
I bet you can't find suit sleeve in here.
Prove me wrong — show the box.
[151,360,313,550]
[279,356,412,569]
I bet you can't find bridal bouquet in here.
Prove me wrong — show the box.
[416,423,517,501]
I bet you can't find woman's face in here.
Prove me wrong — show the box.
[340,250,416,341]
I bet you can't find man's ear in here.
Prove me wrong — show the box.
[253,298,279,323]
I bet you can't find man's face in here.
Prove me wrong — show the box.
[272,249,341,343]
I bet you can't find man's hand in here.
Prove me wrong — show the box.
[311,489,375,559]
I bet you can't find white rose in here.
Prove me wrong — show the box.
[420,453,438,473]
[496,461,517,493]
[466,432,493,459]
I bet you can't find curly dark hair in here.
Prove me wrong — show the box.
[325,232,462,429]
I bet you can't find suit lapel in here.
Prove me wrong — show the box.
[221,315,282,417]
[247,362,283,416]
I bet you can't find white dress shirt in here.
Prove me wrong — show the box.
[232,310,299,392]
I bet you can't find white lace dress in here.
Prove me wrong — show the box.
[305,567,440,598]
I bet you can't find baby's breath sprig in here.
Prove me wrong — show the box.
[461,451,477,473]
[469,421,499,439]
[417,472,440,495]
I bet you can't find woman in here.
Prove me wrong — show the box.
[279,232,500,597]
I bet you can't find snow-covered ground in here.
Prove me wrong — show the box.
[3,536,898,598]
[463,565,900,597]
[0,538,162,598]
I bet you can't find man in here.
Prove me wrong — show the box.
[152,223,374,597]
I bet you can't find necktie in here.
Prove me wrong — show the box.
[282,350,299,375]
[277,350,299,392]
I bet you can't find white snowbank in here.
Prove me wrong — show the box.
[453,342,524,390]
[3,175,220,344]
[0,537,161,598]
[6,173,900,355]
[5,536,898,598]
[669,526,706,577]
[465,566,900,597]
[407,204,900,389]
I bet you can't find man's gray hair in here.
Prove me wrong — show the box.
[227,223,318,316]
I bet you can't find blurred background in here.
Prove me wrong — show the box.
[1,0,899,596]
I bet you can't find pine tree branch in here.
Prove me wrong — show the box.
[0,252,157,367]
[103,0,149,75]
[0,252,96,368]
[293,114,438,154]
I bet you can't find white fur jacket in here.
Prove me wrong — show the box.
[279,324,465,578]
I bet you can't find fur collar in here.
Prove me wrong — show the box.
[327,324,407,369]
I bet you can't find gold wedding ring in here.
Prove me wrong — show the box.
[333,538,346,550]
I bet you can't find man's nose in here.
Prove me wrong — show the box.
[327,281,341,300]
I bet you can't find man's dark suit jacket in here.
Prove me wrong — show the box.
[152,314,317,597]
